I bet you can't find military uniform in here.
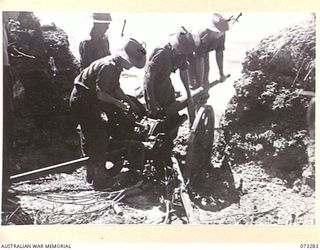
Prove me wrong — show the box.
[70,55,122,183]
[144,44,188,112]
[79,36,110,70]
[194,28,225,56]
[187,28,225,89]
[143,44,188,172]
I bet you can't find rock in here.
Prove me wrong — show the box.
[259,183,267,188]
[300,185,313,197]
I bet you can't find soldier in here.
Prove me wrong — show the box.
[70,38,146,190]
[143,26,196,174]
[144,26,196,117]
[79,13,112,70]
[77,13,113,178]
[183,13,230,123]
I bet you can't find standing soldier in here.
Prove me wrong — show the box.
[143,26,196,174]
[79,13,112,70]
[77,12,112,174]
[70,38,146,190]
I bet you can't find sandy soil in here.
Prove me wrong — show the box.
[4,121,315,226]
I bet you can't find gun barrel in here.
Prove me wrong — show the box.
[164,74,230,116]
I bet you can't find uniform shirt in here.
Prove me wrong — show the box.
[74,55,122,97]
[144,44,188,107]
[79,36,110,69]
[194,28,225,56]
[146,44,188,78]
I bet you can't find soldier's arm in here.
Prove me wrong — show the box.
[203,53,210,85]
[79,41,93,69]
[185,54,198,88]
[79,41,86,68]
[96,66,128,110]
[96,89,128,110]
[180,69,195,124]
[215,34,227,82]
[180,69,194,105]
[216,50,226,81]
[144,71,161,112]
[113,87,139,112]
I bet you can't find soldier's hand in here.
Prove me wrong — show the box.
[116,100,130,111]
[198,91,210,104]
[220,74,227,82]
[129,102,140,114]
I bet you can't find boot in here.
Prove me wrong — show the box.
[86,166,94,184]
[92,168,111,191]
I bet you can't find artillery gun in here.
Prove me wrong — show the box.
[11,75,231,224]
[93,75,231,223]
[102,75,230,173]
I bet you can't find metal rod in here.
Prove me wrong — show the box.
[10,145,129,183]
[10,157,89,183]
[121,19,126,37]
[164,74,231,116]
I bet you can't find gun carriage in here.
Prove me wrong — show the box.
[91,76,230,223]
[11,76,230,224]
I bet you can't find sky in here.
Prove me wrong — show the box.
[33,12,313,122]
[34,12,312,61]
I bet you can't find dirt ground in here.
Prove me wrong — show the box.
[3,122,315,226]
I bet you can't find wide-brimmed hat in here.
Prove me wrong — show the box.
[93,13,112,24]
[119,38,147,69]
[169,26,197,54]
[208,13,229,32]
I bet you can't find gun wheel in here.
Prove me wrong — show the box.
[185,105,215,188]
